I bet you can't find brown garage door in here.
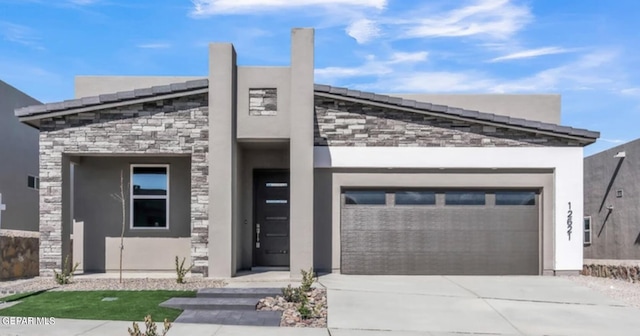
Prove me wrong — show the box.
[340,189,540,275]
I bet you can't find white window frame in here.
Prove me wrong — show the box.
[27,175,39,190]
[130,164,170,230]
[584,216,592,245]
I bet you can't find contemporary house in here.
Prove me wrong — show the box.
[584,138,640,261]
[15,28,600,279]
[0,80,40,232]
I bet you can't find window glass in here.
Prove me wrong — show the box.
[133,167,167,196]
[495,191,536,205]
[396,191,435,205]
[584,217,592,245]
[445,191,485,205]
[133,199,167,228]
[27,175,39,190]
[344,191,386,205]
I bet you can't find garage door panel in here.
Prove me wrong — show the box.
[341,230,538,253]
[342,251,539,275]
[341,190,540,275]
[342,208,538,232]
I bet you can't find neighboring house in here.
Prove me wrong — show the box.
[584,138,640,261]
[0,80,40,232]
[15,28,600,279]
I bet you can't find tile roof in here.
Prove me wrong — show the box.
[314,84,600,140]
[14,78,599,140]
[14,79,209,117]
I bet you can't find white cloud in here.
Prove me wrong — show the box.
[68,0,98,4]
[402,0,532,40]
[137,43,172,49]
[318,49,622,96]
[191,0,386,16]
[489,47,575,62]
[0,21,43,49]
[346,18,380,44]
[315,51,429,80]
[388,51,429,64]
[599,138,627,144]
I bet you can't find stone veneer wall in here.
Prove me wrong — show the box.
[1,230,39,281]
[314,97,580,147]
[582,263,640,283]
[249,88,277,116]
[39,94,209,276]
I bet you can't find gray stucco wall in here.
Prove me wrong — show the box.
[38,94,209,275]
[584,138,640,259]
[74,76,205,98]
[314,97,579,147]
[388,94,561,125]
[74,156,191,272]
[0,80,40,232]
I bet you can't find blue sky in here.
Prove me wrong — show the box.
[1,0,639,156]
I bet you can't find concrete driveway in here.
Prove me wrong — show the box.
[318,274,640,336]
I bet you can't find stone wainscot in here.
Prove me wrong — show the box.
[1,229,39,281]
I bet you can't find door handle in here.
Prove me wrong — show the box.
[256,223,261,248]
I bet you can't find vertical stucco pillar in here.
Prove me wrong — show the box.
[209,43,238,278]
[289,28,315,279]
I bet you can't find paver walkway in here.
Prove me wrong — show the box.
[160,287,283,326]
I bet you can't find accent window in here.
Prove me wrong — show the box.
[131,165,169,229]
[495,191,536,205]
[445,191,486,205]
[27,175,39,190]
[344,191,386,205]
[584,216,592,245]
[395,191,436,205]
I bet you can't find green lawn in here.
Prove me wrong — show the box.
[0,290,195,321]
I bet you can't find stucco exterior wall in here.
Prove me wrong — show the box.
[314,97,579,147]
[315,146,586,272]
[74,76,205,98]
[0,80,40,232]
[388,93,561,125]
[74,156,192,272]
[38,95,209,276]
[584,138,640,260]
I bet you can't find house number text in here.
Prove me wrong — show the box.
[567,202,573,241]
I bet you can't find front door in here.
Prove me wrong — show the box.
[253,170,290,267]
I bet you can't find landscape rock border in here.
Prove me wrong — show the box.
[257,287,327,328]
[582,264,640,283]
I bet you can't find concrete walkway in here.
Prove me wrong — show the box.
[0,319,329,336]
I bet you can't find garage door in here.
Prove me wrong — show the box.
[340,189,540,275]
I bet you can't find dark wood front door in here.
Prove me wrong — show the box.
[253,170,290,267]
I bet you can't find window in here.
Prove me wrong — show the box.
[131,165,169,229]
[445,191,485,205]
[27,175,39,190]
[344,191,386,205]
[495,191,536,205]
[395,191,435,205]
[584,216,592,245]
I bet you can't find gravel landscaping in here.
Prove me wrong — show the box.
[564,275,640,308]
[257,287,327,328]
[0,277,226,295]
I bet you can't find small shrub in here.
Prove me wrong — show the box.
[298,301,313,320]
[175,256,194,284]
[128,315,171,336]
[282,284,305,303]
[53,255,80,285]
[300,267,315,292]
